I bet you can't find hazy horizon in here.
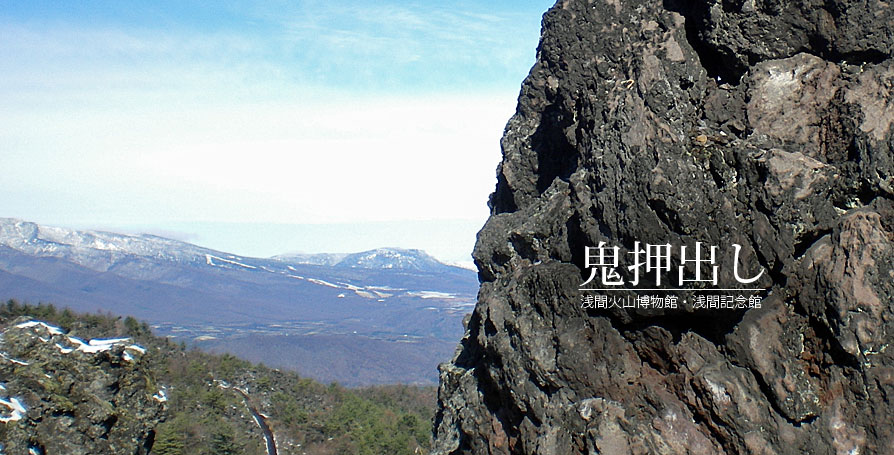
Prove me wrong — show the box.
[11,217,486,265]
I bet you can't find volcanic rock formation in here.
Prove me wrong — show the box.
[432,0,894,454]
[0,318,164,454]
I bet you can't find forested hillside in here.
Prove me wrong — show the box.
[0,301,435,455]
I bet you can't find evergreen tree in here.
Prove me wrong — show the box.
[151,421,184,455]
[205,424,238,455]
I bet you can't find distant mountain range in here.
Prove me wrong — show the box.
[0,218,478,385]
[274,248,461,272]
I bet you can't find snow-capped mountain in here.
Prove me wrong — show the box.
[276,247,453,272]
[0,218,461,277]
[0,218,230,276]
[0,218,478,385]
[272,252,348,267]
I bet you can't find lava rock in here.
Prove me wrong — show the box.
[0,318,164,454]
[433,0,894,454]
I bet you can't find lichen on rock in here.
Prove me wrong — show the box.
[0,317,164,454]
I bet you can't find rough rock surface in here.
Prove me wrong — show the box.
[0,318,164,454]
[432,1,894,454]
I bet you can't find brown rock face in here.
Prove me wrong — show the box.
[432,1,894,454]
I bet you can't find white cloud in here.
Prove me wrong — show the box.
[0,93,516,225]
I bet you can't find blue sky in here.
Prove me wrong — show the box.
[0,1,554,264]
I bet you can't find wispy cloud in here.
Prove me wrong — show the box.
[0,0,545,99]
[264,1,545,88]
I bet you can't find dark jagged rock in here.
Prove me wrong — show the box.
[0,318,164,454]
[433,1,894,454]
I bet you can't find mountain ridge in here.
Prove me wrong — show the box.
[0,217,464,274]
[275,247,462,273]
[0,217,478,385]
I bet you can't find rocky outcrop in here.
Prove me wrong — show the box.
[433,1,894,454]
[0,318,164,454]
